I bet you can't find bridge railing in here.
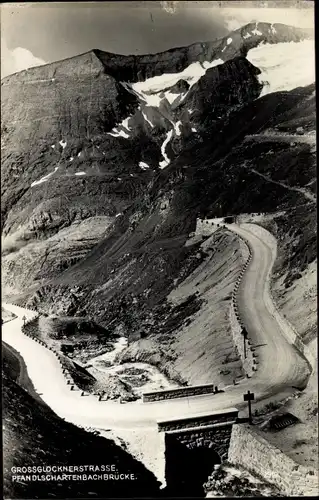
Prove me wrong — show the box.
[157,408,239,432]
[143,383,219,403]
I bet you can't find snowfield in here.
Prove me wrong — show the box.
[247,39,315,97]
[132,59,224,94]
[131,58,224,108]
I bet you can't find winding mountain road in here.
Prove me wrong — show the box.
[2,223,310,432]
[243,166,316,202]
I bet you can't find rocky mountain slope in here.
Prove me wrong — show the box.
[1,22,316,388]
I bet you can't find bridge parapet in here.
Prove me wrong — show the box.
[157,408,239,432]
[143,383,217,402]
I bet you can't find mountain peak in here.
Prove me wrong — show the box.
[1,50,105,84]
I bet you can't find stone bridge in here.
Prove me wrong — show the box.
[157,408,239,496]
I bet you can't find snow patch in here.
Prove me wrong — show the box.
[247,40,315,97]
[243,32,252,39]
[142,111,154,128]
[107,116,132,139]
[163,91,180,104]
[159,130,173,169]
[174,121,182,137]
[201,61,212,70]
[122,117,131,131]
[115,213,122,218]
[141,93,161,107]
[139,161,150,170]
[108,129,130,139]
[31,167,59,187]
[191,127,197,133]
[270,24,276,34]
[75,172,86,176]
[77,151,82,157]
[51,145,55,149]
[129,58,224,110]
[227,38,232,45]
[59,139,67,149]
[306,89,316,100]
[252,23,262,36]
[188,109,194,114]
[69,157,74,162]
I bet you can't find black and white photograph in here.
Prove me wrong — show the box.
[1,0,317,498]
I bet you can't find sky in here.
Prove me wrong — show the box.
[1,1,315,79]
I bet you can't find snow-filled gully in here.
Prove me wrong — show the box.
[159,130,173,169]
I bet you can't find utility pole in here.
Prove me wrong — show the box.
[243,390,255,424]
[22,315,26,327]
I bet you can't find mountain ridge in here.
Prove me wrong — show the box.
[1,22,313,84]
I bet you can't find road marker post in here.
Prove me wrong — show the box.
[243,390,255,424]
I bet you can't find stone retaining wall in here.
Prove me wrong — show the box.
[195,218,218,236]
[228,424,318,497]
[143,383,217,402]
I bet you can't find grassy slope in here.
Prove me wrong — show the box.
[117,229,246,387]
[257,205,317,342]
